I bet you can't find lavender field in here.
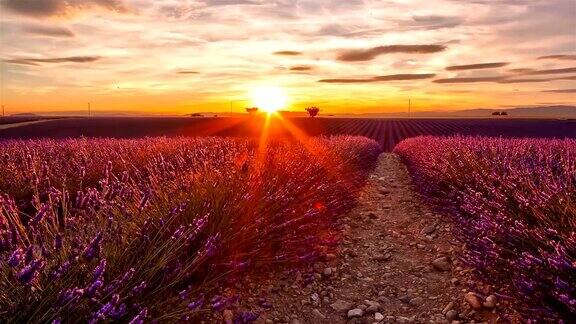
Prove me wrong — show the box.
[0,136,380,322]
[2,117,576,152]
[395,137,576,321]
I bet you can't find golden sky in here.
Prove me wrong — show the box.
[0,0,575,115]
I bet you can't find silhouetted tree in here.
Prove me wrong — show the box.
[492,111,501,116]
[246,107,259,115]
[500,111,508,116]
[306,106,320,117]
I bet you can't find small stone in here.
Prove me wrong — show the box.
[442,302,454,315]
[432,257,451,271]
[398,294,411,304]
[265,320,273,324]
[364,300,381,313]
[375,312,384,321]
[446,310,458,321]
[311,292,319,301]
[409,297,424,306]
[312,309,326,319]
[450,278,460,285]
[325,253,337,260]
[223,309,233,324]
[464,292,482,310]
[330,299,353,312]
[421,225,436,235]
[484,295,497,309]
[323,267,333,276]
[372,254,388,262]
[368,212,378,219]
[347,308,364,318]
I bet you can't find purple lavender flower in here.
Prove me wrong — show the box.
[83,232,103,262]
[93,259,107,280]
[58,288,84,306]
[54,233,63,251]
[203,232,220,257]
[51,260,71,280]
[7,248,22,267]
[30,204,50,228]
[128,308,148,324]
[110,303,127,320]
[16,259,45,284]
[89,294,119,323]
[234,312,259,324]
[130,281,147,296]
[85,280,103,298]
[187,299,204,311]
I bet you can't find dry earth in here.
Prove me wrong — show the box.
[219,153,513,324]
[0,120,50,130]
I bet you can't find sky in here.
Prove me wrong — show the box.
[0,0,575,115]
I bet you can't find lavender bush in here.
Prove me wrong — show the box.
[0,136,380,322]
[394,136,576,321]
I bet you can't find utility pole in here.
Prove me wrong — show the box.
[1,105,4,117]
[88,102,91,117]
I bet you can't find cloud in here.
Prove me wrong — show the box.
[200,0,262,5]
[22,24,75,37]
[525,67,576,75]
[509,68,534,73]
[4,56,101,65]
[433,77,506,83]
[541,89,576,93]
[434,74,576,84]
[446,62,509,71]
[407,15,463,30]
[538,54,576,60]
[498,78,553,84]
[1,0,128,17]
[177,71,200,74]
[500,76,576,83]
[273,51,302,56]
[319,73,436,83]
[337,45,447,62]
[289,65,312,72]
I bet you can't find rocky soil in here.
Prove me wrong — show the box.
[217,153,515,323]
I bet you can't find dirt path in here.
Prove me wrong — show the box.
[0,119,53,131]
[237,153,506,324]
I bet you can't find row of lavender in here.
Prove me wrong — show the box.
[394,136,576,321]
[0,136,381,323]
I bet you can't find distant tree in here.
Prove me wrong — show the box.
[306,106,320,117]
[246,107,259,115]
[500,111,508,116]
[492,111,501,116]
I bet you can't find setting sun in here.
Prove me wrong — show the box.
[250,86,288,113]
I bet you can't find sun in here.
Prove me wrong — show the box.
[250,86,288,113]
